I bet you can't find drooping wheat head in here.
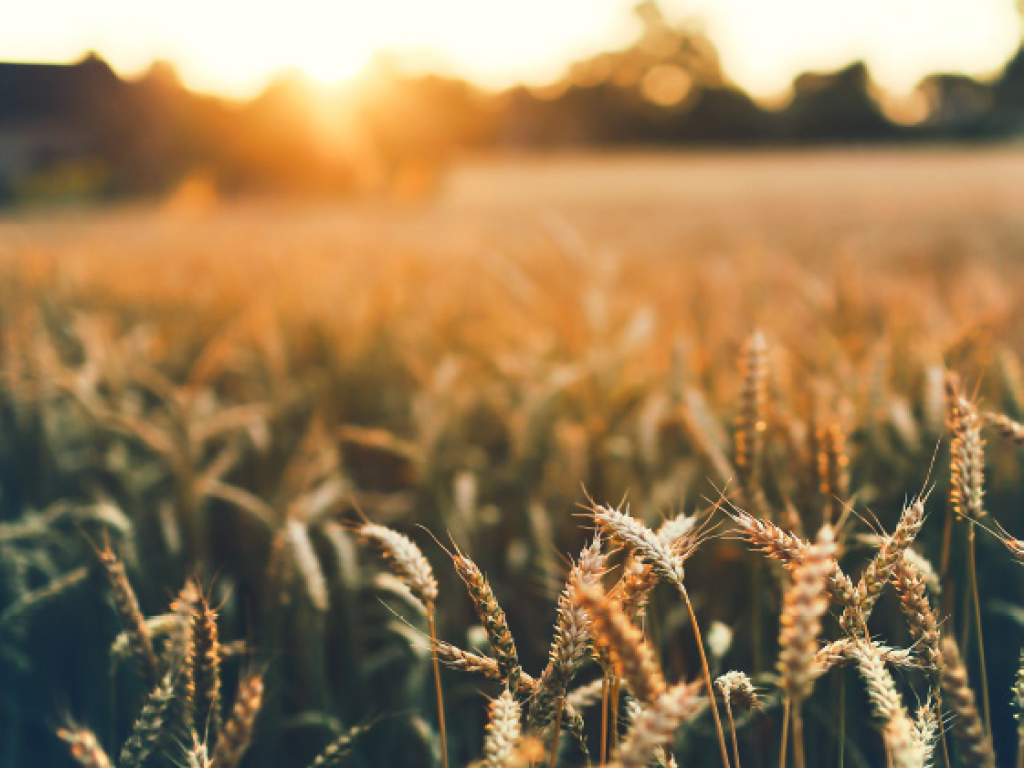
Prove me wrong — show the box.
[119,671,177,768]
[946,374,985,521]
[527,537,606,733]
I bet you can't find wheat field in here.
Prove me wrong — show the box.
[2,149,1024,767]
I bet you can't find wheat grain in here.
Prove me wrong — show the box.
[610,681,705,768]
[575,581,666,705]
[450,545,521,691]
[360,523,437,611]
[210,672,264,768]
[778,525,834,704]
[482,689,522,768]
[940,636,996,768]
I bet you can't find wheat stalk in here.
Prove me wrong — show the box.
[189,590,222,741]
[360,522,446,767]
[119,671,177,768]
[735,331,768,507]
[97,543,160,688]
[527,536,606,734]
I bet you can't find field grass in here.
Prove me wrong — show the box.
[2,148,1024,768]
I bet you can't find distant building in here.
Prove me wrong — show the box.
[0,55,122,199]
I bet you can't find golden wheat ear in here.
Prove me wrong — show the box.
[209,669,265,768]
[479,688,522,768]
[94,536,160,689]
[445,536,522,692]
[940,636,997,768]
[57,724,113,768]
[188,587,223,743]
[118,670,177,768]
[778,524,834,768]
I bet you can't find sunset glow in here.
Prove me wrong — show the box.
[1,0,1020,98]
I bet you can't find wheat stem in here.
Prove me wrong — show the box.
[677,583,732,768]
[967,527,992,738]
[428,612,449,768]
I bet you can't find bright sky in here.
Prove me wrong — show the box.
[1,0,1020,99]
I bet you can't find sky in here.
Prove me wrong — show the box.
[1,0,1021,100]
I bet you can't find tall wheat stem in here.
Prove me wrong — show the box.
[428,613,449,768]
[968,527,992,737]
[779,699,791,768]
[791,707,805,768]
[547,697,564,768]
[724,698,742,768]
[600,675,610,766]
[678,584,732,768]
[837,672,845,768]
[611,677,622,752]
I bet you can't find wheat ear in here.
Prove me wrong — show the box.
[482,689,522,768]
[892,556,943,672]
[610,681,706,768]
[209,671,264,768]
[360,523,446,767]
[778,524,834,768]
[1013,651,1024,768]
[97,543,159,688]
[850,640,934,768]
[940,636,996,768]
[450,544,521,691]
[189,590,222,742]
[817,421,849,526]
[119,671,176,768]
[840,497,926,634]
[57,726,113,768]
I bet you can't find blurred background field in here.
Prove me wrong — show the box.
[2,148,1024,766]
